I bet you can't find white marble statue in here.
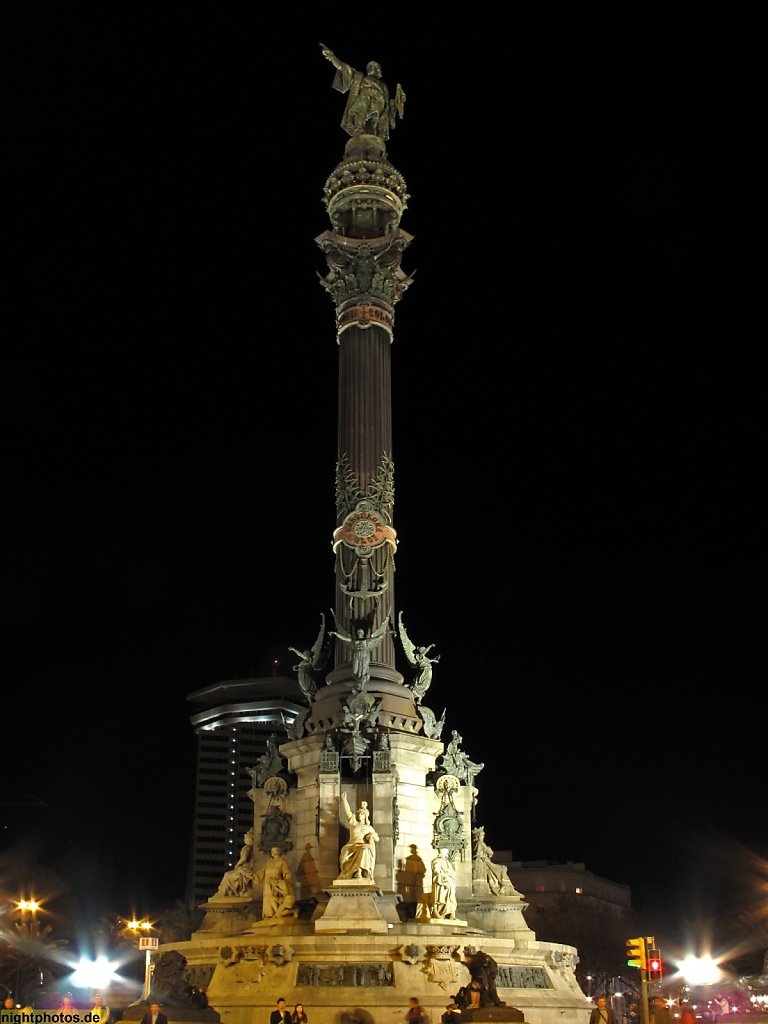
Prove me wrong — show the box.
[215,829,254,897]
[252,846,297,919]
[338,792,379,880]
[431,848,457,919]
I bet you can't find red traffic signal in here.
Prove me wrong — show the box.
[648,949,662,981]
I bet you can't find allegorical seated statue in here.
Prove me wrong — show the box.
[214,828,254,897]
[471,826,520,897]
[337,791,379,880]
[321,45,405,140]
[250,733,284,787]
[441,729,484,787]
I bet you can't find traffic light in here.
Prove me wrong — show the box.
[648,949,662,981]
[626,936,647,969]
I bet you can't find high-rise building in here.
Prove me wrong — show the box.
[185,675,303,906]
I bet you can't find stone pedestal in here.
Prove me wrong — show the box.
[313,878,401,933]
[196,897,256,936]
[459,1009,525,1023]
[463,897,534,938]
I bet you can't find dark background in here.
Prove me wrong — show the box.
[3,10,763,941]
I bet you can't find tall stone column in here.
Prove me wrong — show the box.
[317,131,413,685]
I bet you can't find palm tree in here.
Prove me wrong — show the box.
[0,918,69,1005]
[156,900,204,945]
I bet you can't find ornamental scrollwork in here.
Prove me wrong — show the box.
[336,452,395,519]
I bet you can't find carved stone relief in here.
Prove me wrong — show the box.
[495,965,552,990]
[432,775,466,856]
[296,962,393,986]
[424,946,467,992]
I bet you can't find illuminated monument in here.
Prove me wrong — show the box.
[156,47,588,1024]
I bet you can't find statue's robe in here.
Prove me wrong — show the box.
[331,62,392,139]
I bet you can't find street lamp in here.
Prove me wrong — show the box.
[125,920,157,1000]
[15,898,41,1002]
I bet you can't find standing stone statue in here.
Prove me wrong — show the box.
[430,848,457,920]
[321,45,405,140]
[337,791,379,880]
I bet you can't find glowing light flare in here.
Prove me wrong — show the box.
[70,957,120,988]
[125,918,153,932]
[679,955,721,986]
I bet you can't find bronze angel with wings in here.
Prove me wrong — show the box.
[289,614,331,702]
[398,611,440,703]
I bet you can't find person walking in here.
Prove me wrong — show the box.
[405,997,426,1024]
[589,996,618,1024]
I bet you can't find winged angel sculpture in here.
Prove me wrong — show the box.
[329,613,391,691]
[289,614,331,702]
[398,611,440,703]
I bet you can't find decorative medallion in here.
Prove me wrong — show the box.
[258,806,293,855]
[268,943,294,967]
[333,502,397,554]
[399,943,426,965]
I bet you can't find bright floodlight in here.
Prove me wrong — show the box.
[679,956,720,986]
[70,957,120,988]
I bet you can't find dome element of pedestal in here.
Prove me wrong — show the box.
[323,147,409,239]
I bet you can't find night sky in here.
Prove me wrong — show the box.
[3,12,763,941]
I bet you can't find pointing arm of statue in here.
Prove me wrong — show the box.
[340,791,354,826]
[320,44,342,71]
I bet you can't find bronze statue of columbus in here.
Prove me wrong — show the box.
[321,45,405,140]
